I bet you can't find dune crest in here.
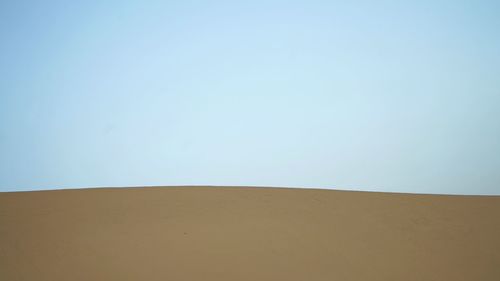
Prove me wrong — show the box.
[1,186,499,280]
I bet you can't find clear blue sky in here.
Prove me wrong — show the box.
[1,0,499,194]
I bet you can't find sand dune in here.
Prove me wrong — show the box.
[1,186,499,280]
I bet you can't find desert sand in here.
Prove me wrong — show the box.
[1,186,499,280]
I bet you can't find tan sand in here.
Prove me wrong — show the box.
[1,186,499,280]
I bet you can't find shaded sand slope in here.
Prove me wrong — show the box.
[1,186,499,280]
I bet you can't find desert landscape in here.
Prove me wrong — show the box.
[1,186,499,280]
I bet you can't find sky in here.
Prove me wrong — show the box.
[1,0,499,194]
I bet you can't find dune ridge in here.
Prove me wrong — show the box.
[1,186,499,280]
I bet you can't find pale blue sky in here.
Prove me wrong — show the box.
[1,0,499,194]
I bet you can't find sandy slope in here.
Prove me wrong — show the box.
[1,186,499,280]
